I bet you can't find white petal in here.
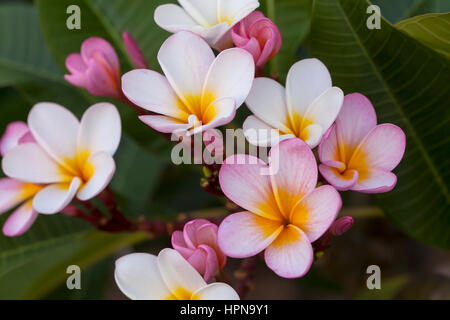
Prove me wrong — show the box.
[193,283,240,300]
[157,248,206,298]
[28,102,79,169]
[78,103,121,156]
[0,178,27,214]
[122,69,188,120]
[2,200,38,237]
[33,177,81,214]
[139,115,194,134]
[154,4,202,33]
[301,124,323,149]
[203,48,254,108]
[286,59,332,117]
[243,115,293,147]
[77,152,115,201]
[218,0,260,26]
[178,0,218,27]
[2,143,63,184]
[115,253,172,300]
[303,87,344,134]
[189,97,236,135]
[203,24,233,51]
[158,31,214,107]
[245,78,291,132]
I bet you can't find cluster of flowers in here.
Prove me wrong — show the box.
[0,0,406,300]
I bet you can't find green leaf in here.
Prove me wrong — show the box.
[354,275,409,300]
[310,0,450,249]
[396,13,450,58]
[0,2,65,86]
[371,0,450,23]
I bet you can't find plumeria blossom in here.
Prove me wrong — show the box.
[231,10,282,74]
[115,248,239,300]
[318,93,406,193]
[243,58,344,148]
[2,102,121,214]
[122,31,254,135]
[218,139,342,278]
[154,0,260,50]
[0,122,42,236]
[172,219,226,282]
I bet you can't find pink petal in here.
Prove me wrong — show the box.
[2,200,38,237]
[199,245,220,282]
[0,121,29,157]
[219,154,283,221]
[351,168,397,194]
[268,138,318,219]
[350,124,406,171]
[319,164,359,191]
[18,131,36,144]
[81,37,120,75]
[290,185,342,242]
[186,248,207,276]
[183,218,211,248]
[171,230,195,258]
[217,211,283,258]
[335,93,377,163]
[264,225,313,278]
[122,32,148,69]
[0,178,26,214]
[318,124,340,163]
[85,53,121,98]
[65,53,87,73]
[330,216,354,236]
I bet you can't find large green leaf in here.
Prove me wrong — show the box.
[0,2,64,86]
[371,0,450,23]
[396,13,450,58]
[310,0,450,249]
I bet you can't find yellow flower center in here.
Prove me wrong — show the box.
[176,92,218,126]
[59,150,95,185]
[283,111,314,141]
[165,287,200,300]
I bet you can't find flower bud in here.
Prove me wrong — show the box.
[122,32,149,69]
[330,216,354,236]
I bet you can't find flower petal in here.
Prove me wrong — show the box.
[178,0,218,27]
[286,58,332,117]
[219,154,283,220]
[2,200,38,237]
[301,124,323,149]
[264,225,313,278]
[219,0,260,26]
[243,115,293,147]
[350,124,406,171]
[245,78,291,132]
[78,103,121,156]
[158,31,214,106]
[157,248,206,299]
[77,152,116,201]
[122,69,188,120]
[203,48,255,108]
[193,283,240,300]
[218,211,283,258]
[318,124,339,162]
[122,32,148,69]
[81,37,119,74]
[335,93,377,163]
[2,143,63,184]
[0,179,29,214]
[0,121,29,157]
[33,177,81,214]
[172,230,195,257]
[291,185,342,242]
[85,54,120,98]
[28,102,79,170]
[189,97,236,135]
[268,139,318,219]
[115,252,172,300]
[139,115,193,133]
[154,4,203,33]
[352,168,397,194]
[318,164,359,191]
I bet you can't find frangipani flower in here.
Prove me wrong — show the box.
[318,93,406,193]
[2,102,121,214]
[243,58,344,148]
[115,248,239,300]
[231,10,282,74]
[65,37,122,99]
[154,0,260,50]
[122,31,254,135]
[172,219,226,282]
[0,122,42,236]
[218,139,342,278]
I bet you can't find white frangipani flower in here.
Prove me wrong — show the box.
[1,102,121,214]
[154,0,260,50]
[243,58,344,148]
[115,248,240,300]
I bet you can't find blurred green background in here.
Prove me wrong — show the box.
[0,0,449,299]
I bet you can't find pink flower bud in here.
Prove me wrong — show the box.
[65,37,122,99]
[122,32,149,69]
[0,121,33,157]
[330,216,354,236]
[172,219,227,282]
[231,11,282,74]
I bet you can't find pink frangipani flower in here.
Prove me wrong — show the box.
[217,138,342,278]
[122,31,254,135]
[231,10,282,75]
[318,93,406,193]
[65,37,122,99]
[2,102,121,215]
[172,219,226,282]
[122,32,149,69]
[0,122,42,236]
